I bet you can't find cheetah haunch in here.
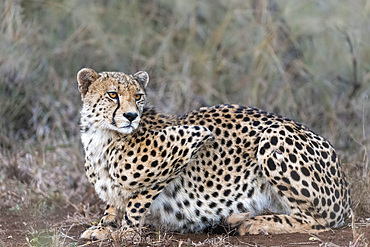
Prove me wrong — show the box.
[77,68,351,240]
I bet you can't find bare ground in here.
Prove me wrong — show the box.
[1,202,369,247]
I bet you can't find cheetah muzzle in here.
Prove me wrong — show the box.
[77,68,351,241]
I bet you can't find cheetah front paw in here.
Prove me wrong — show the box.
[80,225,116,241]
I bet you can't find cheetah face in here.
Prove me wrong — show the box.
[77,68,149,134]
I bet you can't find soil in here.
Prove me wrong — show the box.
[0,205,369,247]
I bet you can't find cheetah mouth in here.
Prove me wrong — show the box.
[120,125,134,130]
[112,121,135,129]
[115,124,138,134]
[112,126,134,134]
[111,119,140,134]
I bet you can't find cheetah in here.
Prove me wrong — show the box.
[77,68,351,240]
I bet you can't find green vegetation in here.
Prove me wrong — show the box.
[0,0,369,245]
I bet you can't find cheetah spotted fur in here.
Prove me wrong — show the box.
[77,68,351,240]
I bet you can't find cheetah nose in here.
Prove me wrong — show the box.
[123,112,138,122]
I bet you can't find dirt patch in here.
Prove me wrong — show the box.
[1,205,369,247]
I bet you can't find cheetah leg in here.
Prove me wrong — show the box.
[227,213,328,235]
[255,124,349,229]
[123,191,156,231]
[80,204,118,240]
[117,186,165,239]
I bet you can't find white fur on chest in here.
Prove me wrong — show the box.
[81,129,129,208]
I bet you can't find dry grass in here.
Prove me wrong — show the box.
[0,0,369,246]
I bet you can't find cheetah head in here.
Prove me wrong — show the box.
[77,68,149,134]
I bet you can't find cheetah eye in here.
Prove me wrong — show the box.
[108,92,118,99]
[135,94,144,101]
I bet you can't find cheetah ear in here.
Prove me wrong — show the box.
[133,71,149,88]
[77,68,99,98]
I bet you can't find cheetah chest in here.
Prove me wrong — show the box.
[81,129,132,208]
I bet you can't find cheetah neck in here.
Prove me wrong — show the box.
[81,128,116,163]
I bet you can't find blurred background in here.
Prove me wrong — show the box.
[0,0,369,225]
